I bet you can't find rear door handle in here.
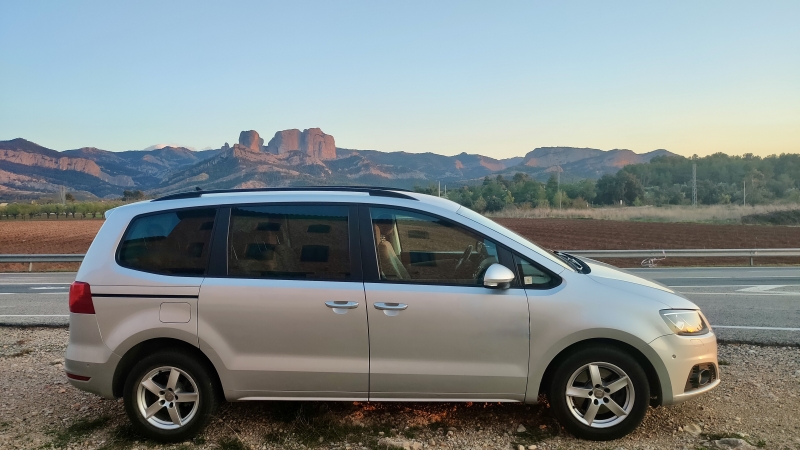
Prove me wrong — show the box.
[373,302,408,311]
[325,301,359,309]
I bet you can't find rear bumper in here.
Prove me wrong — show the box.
[64,313,119,399]
[649,332,719,406]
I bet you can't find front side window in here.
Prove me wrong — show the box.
[118,208,217,276]
[514,254,558,288]
[370,207,499,285]
[228,205,351,280]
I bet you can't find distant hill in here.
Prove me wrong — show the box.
[495,147,675,181]
[0,130,674,199]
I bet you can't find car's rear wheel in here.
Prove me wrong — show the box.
[549,346,650,441]
[123,350,219,443]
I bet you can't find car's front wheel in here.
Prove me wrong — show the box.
[123,350,219,443]
[549,346,650,441]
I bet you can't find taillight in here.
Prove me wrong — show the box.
[69,281,95,314]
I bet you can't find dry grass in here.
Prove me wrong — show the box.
[489,203,800,223]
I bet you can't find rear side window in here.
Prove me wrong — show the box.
[228,205,351,280]
[118,208,217,276]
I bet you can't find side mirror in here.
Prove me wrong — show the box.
[483,263,515,289]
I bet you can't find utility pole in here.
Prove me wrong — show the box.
[692,163,697,207]
[743,180,746,206]
[557,169,561,210]
[438,181,441,197]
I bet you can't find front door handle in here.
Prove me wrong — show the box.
[374,302,408,317]
[325,301,359,309]
[374,302,408,311]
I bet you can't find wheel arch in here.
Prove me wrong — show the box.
[112,337,222,399]
[528,331,671,407]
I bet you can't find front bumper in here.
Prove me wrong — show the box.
[649,331,719,405]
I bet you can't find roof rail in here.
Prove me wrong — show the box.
[152,186,419,202]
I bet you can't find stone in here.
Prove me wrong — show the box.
[377,437,421,450]
[238,130,264,152]
[683,423,702,436]
[516,424,526,433]
[712,438,755,449]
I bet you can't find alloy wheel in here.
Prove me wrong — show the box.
[136,366,199,429]
[565,361,634,428]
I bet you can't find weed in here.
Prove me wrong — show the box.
[717,359,730,366]
[402,425,423,439]
[47,416,110,448]
[261,402,387,448]
[219,436,249,450]
[193,435,206,445]
[10,348,32,357]
[95,424,143,450]
[702,432,765,448]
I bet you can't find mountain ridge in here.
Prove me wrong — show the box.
[0,131,676,199]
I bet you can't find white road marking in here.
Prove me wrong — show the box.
[38,292,68,295]
[669,284,800,288]
[737,285,787,292]
[30,286,67,290]
[0,282,72,285]
[714,325,800,331]
[679,292,800,296]
[0,315,69,317]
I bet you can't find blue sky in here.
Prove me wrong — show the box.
[1,1,798,158]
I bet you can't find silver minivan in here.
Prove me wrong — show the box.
[65,187,719,442]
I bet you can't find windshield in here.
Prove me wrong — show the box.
[456,206,573,271]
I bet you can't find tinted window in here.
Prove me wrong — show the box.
[228,205,351,280]
[118,208,217,276]
[371,207,499,285]
[514,254,555,288]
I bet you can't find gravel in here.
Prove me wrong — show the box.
[1,327,799,449]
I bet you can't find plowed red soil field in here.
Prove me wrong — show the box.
[0,220,102,272]
[493,218,800,267]
[1,218,798,271]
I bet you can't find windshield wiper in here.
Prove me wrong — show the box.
[554,251,591,274]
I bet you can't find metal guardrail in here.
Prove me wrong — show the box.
[568,248,800,258]
[0,254,86,263]
[2,249,799,264]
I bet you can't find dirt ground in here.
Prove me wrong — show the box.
[493,218,800,267]
[0,218,798,271]
[0,220,101,272]
[1,328,799,449]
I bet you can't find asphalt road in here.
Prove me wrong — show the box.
[1,268,798,345]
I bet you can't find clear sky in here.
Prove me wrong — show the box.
[1,1,798,158]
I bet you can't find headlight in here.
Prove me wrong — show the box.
[660,310,709,336]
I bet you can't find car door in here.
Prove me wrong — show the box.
[198,203,370,400]
[361,205,530,401]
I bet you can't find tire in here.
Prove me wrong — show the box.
[123,350,219,443]
[548,345,650,441]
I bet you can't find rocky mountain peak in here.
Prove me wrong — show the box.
[238,130,264,152]
[265,128,336,160]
